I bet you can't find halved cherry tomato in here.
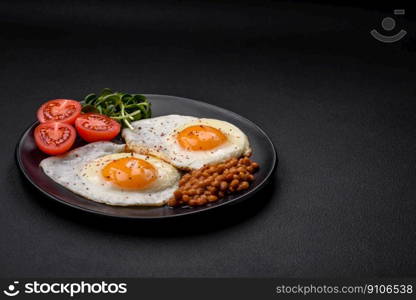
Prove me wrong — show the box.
[37,99,82,124]
[75,113,121,142]
[34,122,76,155]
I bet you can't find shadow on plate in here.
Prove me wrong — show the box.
[18,171,280,237]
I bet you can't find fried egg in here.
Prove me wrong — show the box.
[40,142,180,206]
[122,115,251,169]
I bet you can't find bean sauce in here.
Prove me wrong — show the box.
[168,157,259,207]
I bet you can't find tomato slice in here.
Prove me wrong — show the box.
[37,99,82,124]
[75,114,121,142]
[34,122,76,155]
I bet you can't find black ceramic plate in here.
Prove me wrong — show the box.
[16,95,277,219]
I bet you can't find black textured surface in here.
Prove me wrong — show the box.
[1,1,416,278]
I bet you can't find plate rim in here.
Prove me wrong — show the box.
[15,94,278,219]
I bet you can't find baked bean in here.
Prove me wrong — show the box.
[239,172,247,180]
[174,190,182,199]
[202,179,211,187]
[189,199,198,206]
[188,189,197,196]
[225,173,234,181]
[241,157,251,165]
[180,175,191,184]
[196,182,205,189]
[237,166,246,173]
[212,180,220,187]
[208,166,216,174]
[237,181,249,191]
[168,197,177,206]
[220,181,228,191]
[230,179,239,188]
[198,198,207,205]
[207,186,217,193]
[168,157,259,207]
[183,182,192,189]
[208,195,218,202]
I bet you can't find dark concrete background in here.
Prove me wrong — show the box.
[0,0,415,277]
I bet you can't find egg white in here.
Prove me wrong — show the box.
[40,142,180,206]
[122,115,251,170]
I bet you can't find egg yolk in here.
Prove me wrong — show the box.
[177,125,227,151]
[101,157,157,189]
